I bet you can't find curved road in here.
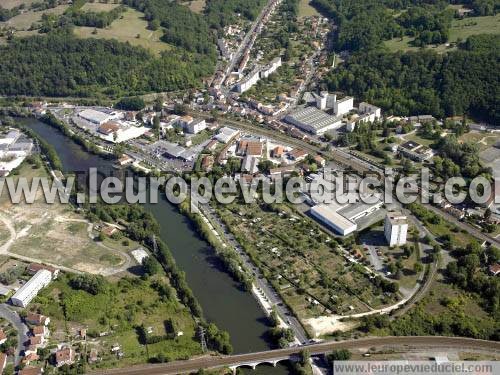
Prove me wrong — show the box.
[91,336,500,375]
[0,304,29,366]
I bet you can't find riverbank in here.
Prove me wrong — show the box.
[17,117,285,363]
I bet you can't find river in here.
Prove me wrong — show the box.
[19,117,292,374]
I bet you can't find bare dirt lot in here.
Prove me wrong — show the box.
[0,159,130,275]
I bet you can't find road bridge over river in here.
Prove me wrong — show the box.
[91,336,500,375]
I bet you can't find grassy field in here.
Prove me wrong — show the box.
[0,4,68,30]
[73,8,171,55]
[181,0,206,14]
[459,132,500,152]
[298,0,320,19]
[384,14,500,52]
[0,226,9,246]
[404,132,436,147]
[80,2,120,12]
[0,158,129,275]
[1,0,36,8]
[32,274,201,368]
[450,14,500,41]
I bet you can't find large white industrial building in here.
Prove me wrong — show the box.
[310,199,384,236]
[78,109,119,125]
[310,203,357,236]
[384,212,408,247]
[284,107,342,135]
[11,270,52,308]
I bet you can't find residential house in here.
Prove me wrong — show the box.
[26,313,50,326]
[314,155,326,167]
[28,336,43,348]
[55,345,75,367]
[27,263,59,280]
[489,263,500,276]
[22,353,40,366]
[19,367,44,375]
[32,325,49,338]
[272,146,285,158]
[0,329,6,345]
[289,149,308,162]
[201,155,215,172]
[88,348,99,364]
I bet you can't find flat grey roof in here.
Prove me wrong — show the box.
[285,107,341,130]
[311,204,357,231]
[338,200,382,221]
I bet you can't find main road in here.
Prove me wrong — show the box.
[91,336,500,375]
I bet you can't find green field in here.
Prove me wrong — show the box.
[1,0,36,9]
[298,0,320,19]
[181,0,206,14]
[0,4,68,30]
[80,2,120,12]
[450,14,500,41]
[33,274,201,368]
[384,14,500,52]
[459,132,500,152]
[73,8,171,55]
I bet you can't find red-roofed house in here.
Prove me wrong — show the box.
[26,313,50,326]
[28,336,43,348]
[0,329,6,345]
[489,263,500,276]
[55,345,75,367]
[19,367,44,375]
[22,352,40,366]
[27,263,59,280]
[32,325,49,338]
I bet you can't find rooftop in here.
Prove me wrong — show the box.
[285,107,341,131]
[311,203,357,232]
[386,211,408,225]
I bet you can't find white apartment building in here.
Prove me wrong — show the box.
[184,118,206,134]
[384,212,408,247]
[260,57,282,79]
[334,96,354,116]
[11,270,52,308]
[235,69,261,93]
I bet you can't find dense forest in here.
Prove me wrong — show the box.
[324,35,499,123]
[312,0,498,50]
[0,30,214,97]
